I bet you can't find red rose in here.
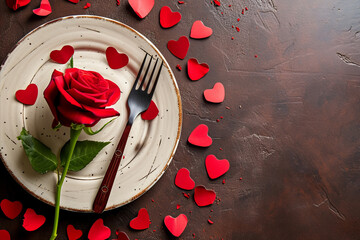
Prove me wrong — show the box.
[44,68,120,127]
[6,0,31,10]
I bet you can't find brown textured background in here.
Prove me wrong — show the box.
[1,0,360,239]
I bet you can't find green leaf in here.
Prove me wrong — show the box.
[60,140,110,171]
[83,117,117,135]
[17,128,57,174]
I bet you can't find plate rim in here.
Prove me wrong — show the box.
[0,15,183,212]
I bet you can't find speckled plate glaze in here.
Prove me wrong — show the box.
[0,16,182,212]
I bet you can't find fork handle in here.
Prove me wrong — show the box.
[93,124,132,213]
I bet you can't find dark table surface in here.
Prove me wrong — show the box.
[1,0,360,239]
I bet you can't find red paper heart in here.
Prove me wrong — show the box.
[116,231,130,240]
[22,208,46,231]
[106,47,129,69]
[190,20,213,39]
[141,100,159,120]
[175,168,195,190]
[6,0,30,10]
[15,83,38,105]
[128,0,154,18]
[50,45,74,64]
[205,154,230,179]
[167,36,190,60]
[129,208,150,230]
[164,214,188,237]
[67,224,83,240]
[33,0,52,16]
[187,58,209,81]
[194,186,216,207]
[204,82,225,103]
[0,230,10,240]
[188,124,212,147]
[88,219,111,240]
[0,199,23,219]
[160,6,182,28]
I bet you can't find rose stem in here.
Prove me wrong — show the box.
[50,127,82,240]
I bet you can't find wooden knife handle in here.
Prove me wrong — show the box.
[92,124,132,213]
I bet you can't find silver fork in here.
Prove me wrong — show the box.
[93,53,163,213]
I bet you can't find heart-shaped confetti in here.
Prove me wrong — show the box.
[50,45,74,64]
[187,58,209,81]
[106,47,129,69]
[116,231,130,240]
[194,186,216,207]
[15,84,38,105]
[33,0,52,16]
[204,82,225,103]
[175,168,195,190]
[67,224,83,240]
[128,0,154,18]
[141,100,159,120]
[164,214,188,237]
[0,230,10,240]
[88,219,111,240]
[190,20,213,39]
[188,124,212,147]
[205,154,230,179]
[129,208,150,230]
[22,208,46,231]
[0,199,23,220]
[160,6,182,28]
[6,0,30,10]
[167,36,190,60]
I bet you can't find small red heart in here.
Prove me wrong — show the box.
[204,82,225,103]
[88,219,111,240]
[167,36,190,60]
[106,47,129,69]
[50,45,74,64]
[194,186,216,207]
[175,168,195,190]
[33,0,52,16]
[187,58,209,81]
[0,230,10,240]
[128,0,154,18]
[116,231,130,240]
[141,100,159,120]
[6,0,30,10]
[164,214,188,237]
[129,208,150,230]
[15,83,38,105]
[205,154,230,179]
[160,6,182,28]
[188,124,212,147]
[190,20,213,39]
[0,199,23,220]
[67,224,83,240]
[22,208,46,231]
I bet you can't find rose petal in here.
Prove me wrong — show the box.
[82,105,120,118]
[104,80,121,107]
[44,70,63,122]
[67,88,108,107]
[54,76,82,108]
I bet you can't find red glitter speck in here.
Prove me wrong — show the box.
[237,18,240,22]
[214,0,220,6]
[231,37,234,40]
[219,147,223,150]
[153,229,156,232]
[254,55,258,58]
[176,204,181,209]
[240,177,243,180]
[222,179,226,184]
[221,12,223,15]
[151,199,155,202]
[216,119,220,122]
[178,0,185,3]
[228,4,231,7]
[241,9,244,14]
[210,209,213,212]
[193,233,196,238]
[225,106,230,109]
[176,64,182,71]
[208,219,214,224]
[220,116,223,119]
[245,7,248,10]
[183,192,190,199]
[83,2,91,9]
[231,25,234,28]
[236,27,240,32]
[116,0,120,5]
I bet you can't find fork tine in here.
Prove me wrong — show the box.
[138,55,153,90]
[133,53,148,89]
[149,61,163,97]
[144,58,159,93]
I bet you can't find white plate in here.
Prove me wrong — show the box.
[0,15,182,212]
